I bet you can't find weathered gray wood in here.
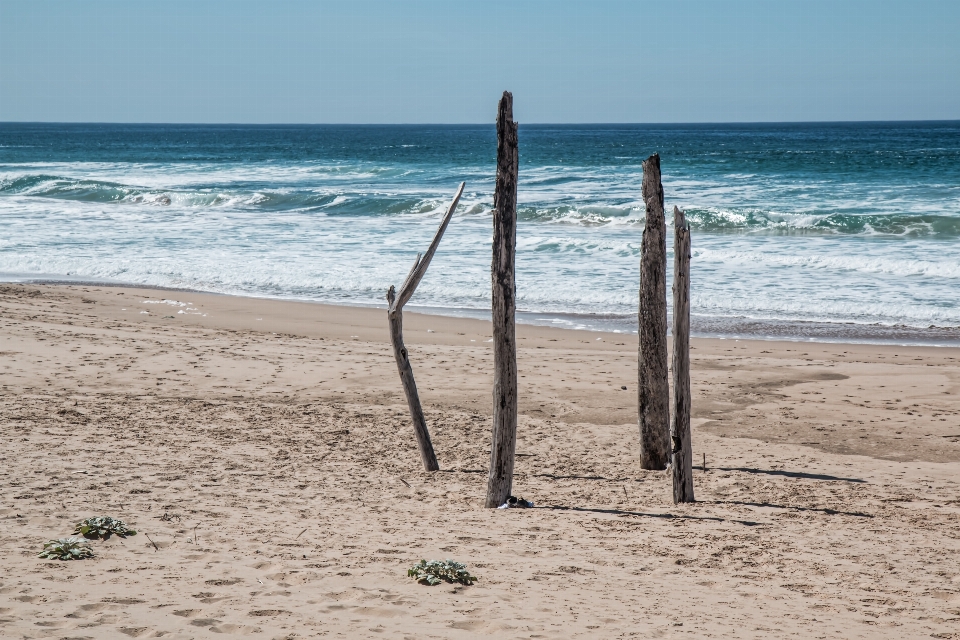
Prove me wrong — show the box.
[485,91,519,508]
[671,206,694,503]
[387,182,465,472]
[638,153,671,470]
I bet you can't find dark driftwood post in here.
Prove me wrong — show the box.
[671,206,694,503]
[387,182,465,472]
[638,153,670,470]
[485,91,519,508]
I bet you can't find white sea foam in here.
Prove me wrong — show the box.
[142,299,192,307]
[693,247,960,279]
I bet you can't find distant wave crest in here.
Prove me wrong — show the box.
[4,172,959,238]
[684,207,960,237]
[0,173,447,215]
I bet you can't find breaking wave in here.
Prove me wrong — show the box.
[4,172,960,238]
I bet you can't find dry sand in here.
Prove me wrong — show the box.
[1,282,959,639]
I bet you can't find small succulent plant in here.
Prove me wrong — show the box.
[74,516,137,540]
[408,560,477,586]
[39,537,94,561]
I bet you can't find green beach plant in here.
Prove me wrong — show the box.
[407,559,477,586]
[38,537,94,560]
[74,516,137,540]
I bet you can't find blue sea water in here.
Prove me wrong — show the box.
[1,121,959,344]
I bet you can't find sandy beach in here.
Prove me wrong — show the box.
[1,282,959,639]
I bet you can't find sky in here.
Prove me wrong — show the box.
[0,0,958,124]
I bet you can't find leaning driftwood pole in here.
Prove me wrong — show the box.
[485,91,519,508]
[638,153,670,470]
[671,206,694,503]
[387,182,465,472]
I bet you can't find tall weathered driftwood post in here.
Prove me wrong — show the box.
[671,206,694,503]
[485,91,519,508]
[638,153,670,470]
[387,182,465,472]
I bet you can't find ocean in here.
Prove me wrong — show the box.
[1,121,959,345]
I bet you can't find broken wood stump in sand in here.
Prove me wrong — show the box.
[387,181,465,472]
[671,205,694,503]
[638,153,671,470]
[485,91,519,508]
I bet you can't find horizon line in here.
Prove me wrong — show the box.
[2,119,959,127]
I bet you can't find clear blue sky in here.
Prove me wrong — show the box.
[1,0,957,123]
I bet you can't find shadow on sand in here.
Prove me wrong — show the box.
[716,466,866,483]
[704,499,873,518]
[536,504,765,527]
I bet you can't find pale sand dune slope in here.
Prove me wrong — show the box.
[1,283,959,639]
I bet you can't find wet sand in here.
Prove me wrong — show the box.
[1,282,959,638]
